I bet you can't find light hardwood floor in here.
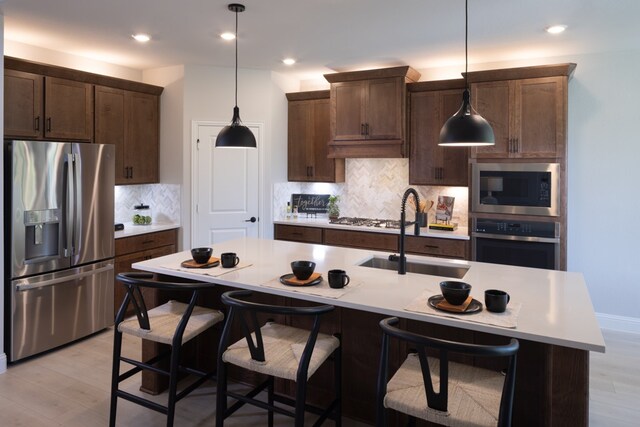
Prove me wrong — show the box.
[0,328,636,426]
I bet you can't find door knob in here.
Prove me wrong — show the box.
[245,217,257,223]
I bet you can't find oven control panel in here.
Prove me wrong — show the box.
[475,218,558,238]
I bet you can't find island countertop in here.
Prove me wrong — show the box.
[133,237,605,353]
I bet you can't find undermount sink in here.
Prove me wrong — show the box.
[358,256,469,279]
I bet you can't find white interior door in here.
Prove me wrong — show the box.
[192,122,261,246]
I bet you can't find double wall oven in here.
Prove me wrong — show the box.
[471,162,562,270]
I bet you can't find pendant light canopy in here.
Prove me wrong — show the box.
[439,0,494,147]
[216,3,256,148]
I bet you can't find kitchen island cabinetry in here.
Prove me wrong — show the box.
[113,228,178,317]
[408,80,469,186]
[468,64,575,159]
[134,238,604,426]
[324,66,420,158]
[405,235,468,259]
[4,69,93,141]
[95,86,159,184]
[286,91,344,182]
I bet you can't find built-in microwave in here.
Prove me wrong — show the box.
[471,163,560,216]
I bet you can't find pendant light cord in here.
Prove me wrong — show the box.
[234,8,239,108]
[465,0,468,90]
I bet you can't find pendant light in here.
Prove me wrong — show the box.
[215,3,256,148]
[439,0,494,147]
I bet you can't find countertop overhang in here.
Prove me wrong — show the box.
[132,237,604,353]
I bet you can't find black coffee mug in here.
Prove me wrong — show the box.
[220,252,240,268]
[328,269,350,289]
[485,289,510,313]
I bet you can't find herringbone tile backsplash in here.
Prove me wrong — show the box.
[274,159,468,225]
[115,184,181,224]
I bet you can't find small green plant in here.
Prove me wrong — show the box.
[328,195,340,219]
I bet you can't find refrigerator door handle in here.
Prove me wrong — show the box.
[15,264,114,292]
[64,153,75,257]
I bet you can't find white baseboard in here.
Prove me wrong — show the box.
[0,353,6,374]
[597,312,640,335]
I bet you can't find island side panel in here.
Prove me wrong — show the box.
[551,346,589,426]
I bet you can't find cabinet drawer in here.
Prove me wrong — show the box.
[405,236,468,259]
[115,229,178,256]
[324,229,398,252]
[274,225,323,244]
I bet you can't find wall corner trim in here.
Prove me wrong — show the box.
[0,353,7,374]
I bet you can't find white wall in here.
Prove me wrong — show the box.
[180,65,293,248]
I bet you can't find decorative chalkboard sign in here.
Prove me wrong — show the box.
[291,194,330,215]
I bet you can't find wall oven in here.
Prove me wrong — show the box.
[472,163,560,216]
[472,218,560,270]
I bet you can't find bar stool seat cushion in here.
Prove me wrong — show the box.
[222,322,339,381]
[384,353,504,427]
[118,300,224,345]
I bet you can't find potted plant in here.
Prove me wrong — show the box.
[327,195,340,220]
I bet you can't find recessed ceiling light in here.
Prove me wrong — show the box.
[546,25,567,34]
[132,33,151,43]
[283,58,296,66]
[221,32,235,41]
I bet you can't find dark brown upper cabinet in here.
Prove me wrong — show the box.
[5,69,93,141]
[408,79,469,187]
[286,90,345,183]
[324,66,420,158]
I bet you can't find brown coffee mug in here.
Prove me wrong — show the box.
[485,289,510,313]
[328,269,350,289]
[220,252,240,268]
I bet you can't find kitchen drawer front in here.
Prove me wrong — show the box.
[115,229,178,256]
[324,229,398,252]
[405,236,468,259]
[274,224,323,244]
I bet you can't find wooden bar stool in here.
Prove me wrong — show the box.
[109,272,224,427]
[376,317,519,427]
[216,289,341,426]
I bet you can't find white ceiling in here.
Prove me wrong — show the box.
[2,0,639,81]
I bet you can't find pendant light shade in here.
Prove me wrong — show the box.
[439,0,494,147]
[216,3,256,148]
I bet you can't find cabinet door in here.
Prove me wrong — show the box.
[287,100,313,181]
[409,89,468,186]
[95,86,127,183]
[125,91,159,184]
[514,77,565,158]
[331,81,365,140]
[44,77,93,141]
[471,80,511,158]
[366,77,403,140]
[439,90,469,186]
[309,98,335,181]
[4,70,43,138]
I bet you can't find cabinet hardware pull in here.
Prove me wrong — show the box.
[34,116,40,131]
[360,123,365,135]
[365,123,370,135]
[515,138,519,153]
[46,117,52,132]
[142,240,154,244]
[424,245,439,249]
[292,232,302,236]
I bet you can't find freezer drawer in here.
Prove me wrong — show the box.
[10,259,114,361]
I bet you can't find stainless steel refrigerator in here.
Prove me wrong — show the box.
[4,140,115,361]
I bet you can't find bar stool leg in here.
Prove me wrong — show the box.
[166,344,182,427]
[109,328,123,427]
[294,377,308,427]
[267,376,274,427]
[335,344,342,426]
[216,359,228,426]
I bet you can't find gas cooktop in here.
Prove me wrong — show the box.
[328,217,404,229]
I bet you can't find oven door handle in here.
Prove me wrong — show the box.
[471,232,560,244]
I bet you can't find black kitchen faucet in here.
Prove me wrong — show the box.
[390,188,423,274]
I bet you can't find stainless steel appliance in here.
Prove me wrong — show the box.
[4,140,115,361]
[472,218,560,270]
[471,163,560,216]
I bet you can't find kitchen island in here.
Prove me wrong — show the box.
[133,237,604,426]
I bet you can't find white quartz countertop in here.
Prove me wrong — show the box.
[132,237,604,353]
[274,217,470,241]
[115,222,180,239]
